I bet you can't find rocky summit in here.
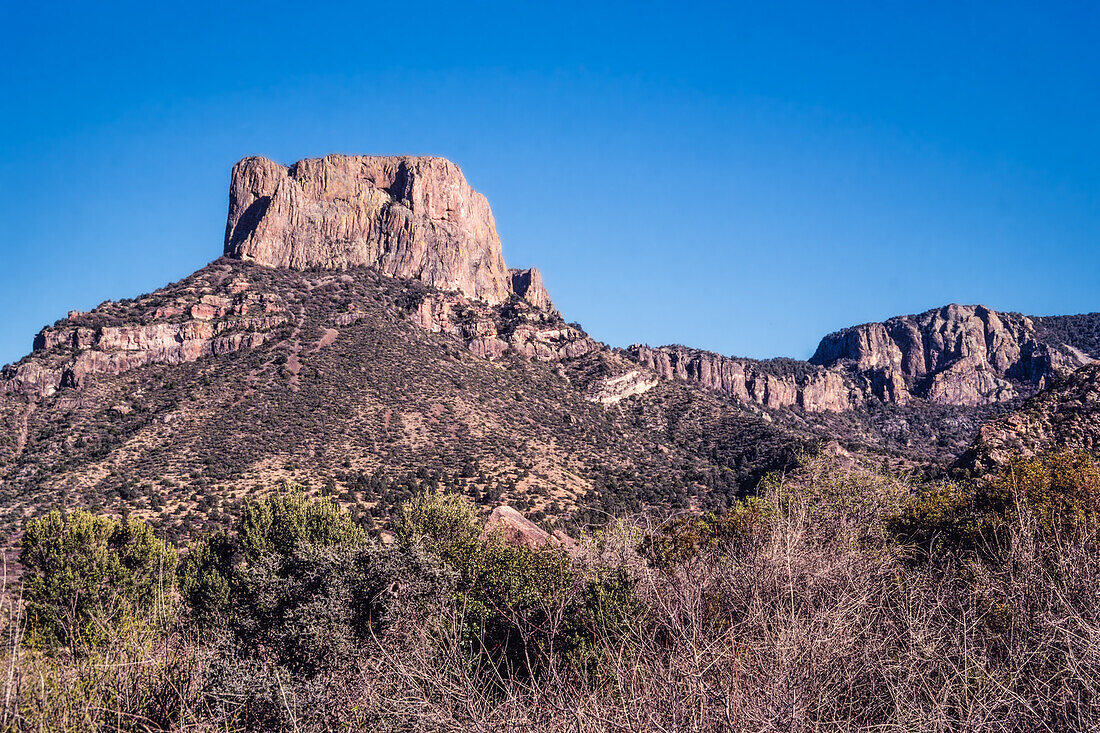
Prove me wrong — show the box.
[1,153,1098,541]
[626,304,1097,415]
[225,155,518,304]
[811,304,1093,406]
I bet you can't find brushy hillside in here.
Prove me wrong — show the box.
[0,259,812,542]
[1035,313,1100,358]
[3,257,1092,545]
[5,450,1100,731]
[956,362,1100,476]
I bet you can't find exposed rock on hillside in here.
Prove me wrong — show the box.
[509,268,555,313]
[411,290,597,362]
[0,258,809,541]
[628,345,855,412]
[811,304,1092,407]
[225,155,515,304]
[624,307,1097,421]
[2,151,1096,542]
[956,363,1100,475]
[588,369,659,405]
[483,505,556,549]
[1,287,286,398]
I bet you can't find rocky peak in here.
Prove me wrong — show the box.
[224,154,518,304]
[509,268,555,313]
[810,304,1092,406]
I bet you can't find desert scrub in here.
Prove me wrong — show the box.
[889,452,1100,560]
[20,509,177,649]
[394,490,641,677]
[989,451,1100,531]
[639,498,773,568]
[887,481,993,559]
[179,486,367,629]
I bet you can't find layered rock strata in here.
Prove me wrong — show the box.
[627,305,1095,414]
[1,290,285,398]
[629,345,855,412]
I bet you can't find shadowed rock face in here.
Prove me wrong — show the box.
[224,155,514,304]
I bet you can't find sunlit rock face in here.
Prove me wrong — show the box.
[225,154,513,304]
[628,344,856,413]
[811,304,1093,407]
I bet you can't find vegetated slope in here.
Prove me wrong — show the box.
[1034,313,1100,359]
[955,362,1100,476]
[775,399,1019,470]
[0,258,809,541]
[2,152,1095,542]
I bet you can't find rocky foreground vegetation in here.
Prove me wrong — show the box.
[4,451,1100,731]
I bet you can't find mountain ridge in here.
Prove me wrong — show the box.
[1,153,1097,540]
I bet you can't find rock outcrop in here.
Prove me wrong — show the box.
[811,304,1093,407]
[1,283,286,397]
[625,306,1096,414]
[956,363,1100,475]
[225,155,517,304]
[587,369,659,405]
[509,268,555,313]
[412,291,597,363]
[483,505,569,550]
[628,345,856,412]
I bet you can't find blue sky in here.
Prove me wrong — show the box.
[1,2,1097,366]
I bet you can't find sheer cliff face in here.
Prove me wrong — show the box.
[224,155,513,304]
[810,304,1093,407]
[628,345,854,413]
[627,305,1096,414]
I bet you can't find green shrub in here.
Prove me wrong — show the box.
[393,491,640,677]
[990,451,1100,531]
[888,452,1100,560]
[236,485,367,559]
[179,487,367,628]
[20,509,177,649]
[176,528,234,628]
[230,543,368,675]
[886,482,992,559]
[393,490,481,558]
[640,498,773,568]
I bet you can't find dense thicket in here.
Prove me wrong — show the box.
[5,452,1100,731]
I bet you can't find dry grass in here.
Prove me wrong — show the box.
[5,459,1100,731]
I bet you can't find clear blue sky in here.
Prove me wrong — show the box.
[2,2,1097,367]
